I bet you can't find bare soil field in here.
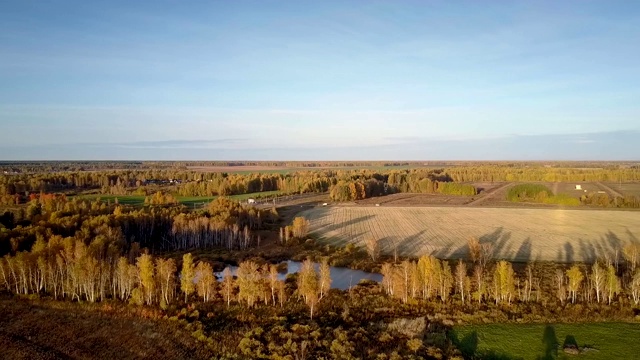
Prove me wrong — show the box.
[470,182,619,208]
[471,181,505,194]
[355,182,508,207]
[300,206,640,263]
[355,193,471,206]
[553,182,605,198]
[603,182,640,197]
[0,298,210,360]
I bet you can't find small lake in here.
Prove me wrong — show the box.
[214,260,382,290]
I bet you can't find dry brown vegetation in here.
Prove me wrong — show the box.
[0,297,210,360]
[301,206,640,262]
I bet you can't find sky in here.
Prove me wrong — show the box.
[1,0,639,160]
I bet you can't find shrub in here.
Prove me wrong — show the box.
[507,184,553,202]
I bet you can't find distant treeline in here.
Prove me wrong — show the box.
[2,160,639,173]
[0,161,424,173]
[2,165,640,204]
[0,195,277,257]
[446,165,640,182]
[1,169,469,201]
[329,177,477,201]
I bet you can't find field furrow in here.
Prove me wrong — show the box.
[302,206,640,263]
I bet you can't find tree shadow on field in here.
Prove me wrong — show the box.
[452,330,479,358]
[587,231,622,265]
[537,325,558,360]
[381,236,402,259]
[397,230,427,257]
[449,329,520,360]
[514,238,532,263]
[320,215,375,233]
[564,242,574,263]
[605,230,622,251]
[481,227,512,257]
[325,232,365,248]
[434,227,513,260]
[578,238,597,263]
[563,335,578,349]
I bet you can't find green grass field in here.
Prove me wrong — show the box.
[73,190,284,207]
[450,322,640,359]
[73,194,147,205]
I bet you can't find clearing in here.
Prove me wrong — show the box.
[451,322,640,359]
[300,206,640,262]
[604,182,640,197]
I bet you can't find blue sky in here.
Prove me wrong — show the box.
[1,1,639,160]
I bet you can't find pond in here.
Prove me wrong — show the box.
[214,260,382,290]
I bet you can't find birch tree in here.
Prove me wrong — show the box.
[237,260,261,307]
[590,262,605,303]
[180,253,195,302]
[605,265,620,305]
[221,267,234,307]
[319,258,331,299]
[196,261,215,302]
[566,265,583,304]
[297,258,319,319]
[136,253,155,305]
[455,260,468,303]
[155,257,176,307]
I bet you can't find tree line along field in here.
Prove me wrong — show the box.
[71,190,284,207]
[300,206,640,263]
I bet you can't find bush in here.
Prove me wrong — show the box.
[507,184,553,202]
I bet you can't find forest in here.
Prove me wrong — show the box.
[3,163,640,206]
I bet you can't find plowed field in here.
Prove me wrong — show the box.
[301,206,640,262]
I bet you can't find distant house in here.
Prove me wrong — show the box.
[575,185,582,190]
[247,199,256,204]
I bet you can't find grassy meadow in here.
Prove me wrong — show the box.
[450,322,640,359]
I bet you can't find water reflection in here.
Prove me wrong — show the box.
[215,260,382,290]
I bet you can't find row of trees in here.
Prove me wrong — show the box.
[380,239,640,306]
[580,192,640,208]
[0,170,335,198]
[445,165,640,182]
[329,179,390,201]
[0,238,331,318]
[328,175,477,201]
